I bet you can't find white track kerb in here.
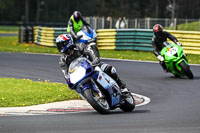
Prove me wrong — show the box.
[0,93,150,116]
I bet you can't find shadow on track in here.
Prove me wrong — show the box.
[88,109,151,115]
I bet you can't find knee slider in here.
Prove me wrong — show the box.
[111,67,116,74]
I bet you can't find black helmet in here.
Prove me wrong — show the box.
[153,24,163,36]
[56,34,74,55]
[73,11,81,23]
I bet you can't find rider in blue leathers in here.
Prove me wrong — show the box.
[56,34,129,93]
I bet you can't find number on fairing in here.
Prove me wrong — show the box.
[167,47,178,56]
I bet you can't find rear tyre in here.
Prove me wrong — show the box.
[179,61,193,79]
[120,93,135,112]
[83,89,110,114]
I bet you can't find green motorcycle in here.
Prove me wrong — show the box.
[160,42,193,79]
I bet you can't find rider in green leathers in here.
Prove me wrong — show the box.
[67,11,90,41]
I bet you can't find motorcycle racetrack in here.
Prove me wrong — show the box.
[0,52,200,133]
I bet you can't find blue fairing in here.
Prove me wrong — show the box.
[111,95,120,106]
[91,71,99,80]
[77,28,94,44]
[66,61,94,89]
[77,39,87,43]
[82,28,94,38]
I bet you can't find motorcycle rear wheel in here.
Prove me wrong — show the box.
[120,93,135,112]
[83,89,110,114]
[179,61,193,79]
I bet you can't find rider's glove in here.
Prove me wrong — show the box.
[91,58,101,66]
[176,42,182,46]
[75,35,83,40]
[157,55,164,62]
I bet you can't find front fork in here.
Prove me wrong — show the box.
[76,78,102,99]
[175,58,189,72]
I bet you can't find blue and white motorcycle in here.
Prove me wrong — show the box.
[77,25,100,57]
[65,57,135,114]
[77,25,97,45]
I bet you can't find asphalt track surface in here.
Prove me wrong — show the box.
[0,52,200,133]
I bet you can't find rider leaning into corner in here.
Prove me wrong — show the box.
[152,24,183,72]
[56,34,129,94]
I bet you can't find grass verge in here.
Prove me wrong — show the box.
[0,36,59,53]
[165,21,200,31]
[0,26,19,33]
[0,78,81,107]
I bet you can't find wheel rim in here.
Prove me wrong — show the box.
[92,90,109,110]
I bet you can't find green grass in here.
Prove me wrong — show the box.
[100,50,157,61]
[100,50,200,64]
[0,36,59,53]
[165,21,200,31]
[0,78,81,107]
[0,26,19,33]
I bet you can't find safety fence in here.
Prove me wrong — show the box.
[30,26,200,55]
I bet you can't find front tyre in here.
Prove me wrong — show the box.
[179,61,193,79]
[83,89,110,114]
[120,93,135,112]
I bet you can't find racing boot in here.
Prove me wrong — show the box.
[112,73,129,94]
[100,63,130,94]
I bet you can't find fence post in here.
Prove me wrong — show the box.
[102,17,105,29]
[126,18,129,28]
[94,17,97,30]
[174,18,177,30]
[165,18,168,27]
[110,17,113,29]
[135,18,138,28]
[199,18,200,31]
[147,17,150,29]
[19,26,24,43]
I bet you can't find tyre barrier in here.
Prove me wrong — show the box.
[21,26,200,55]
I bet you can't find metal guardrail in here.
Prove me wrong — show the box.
[20,26,200,55]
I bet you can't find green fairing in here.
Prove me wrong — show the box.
[160,43,189,76]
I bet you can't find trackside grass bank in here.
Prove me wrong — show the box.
[0,26,19,33]
[0,36,200,64]
[0,78,81,107]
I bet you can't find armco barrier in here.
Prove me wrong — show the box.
[33,26,200,55]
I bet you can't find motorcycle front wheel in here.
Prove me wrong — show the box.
[179,61,193,79]
[83,89,110,114]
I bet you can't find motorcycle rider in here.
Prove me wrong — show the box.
[56,34,129,94]
[67,11,90,41]
[152,24,182,72]
[67,11,100,58]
